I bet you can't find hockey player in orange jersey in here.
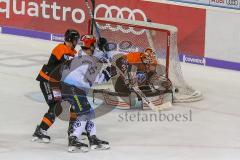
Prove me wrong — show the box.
[32,29,80,143]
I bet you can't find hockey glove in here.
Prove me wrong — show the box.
[102,65,117,81]
[98,37,109,51]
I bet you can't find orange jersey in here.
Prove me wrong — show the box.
[124,52,157,72]
[36,44,77,82]
[52,44,77,60]
[124,52,143,64]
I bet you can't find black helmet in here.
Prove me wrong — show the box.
[64,29,80,43]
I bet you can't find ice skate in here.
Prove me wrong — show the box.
[32,125,50,143]
[68,136,89,153]
[88,135,110,150]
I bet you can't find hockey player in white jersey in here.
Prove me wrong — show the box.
[60,34,116,152]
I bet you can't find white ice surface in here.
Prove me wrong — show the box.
[0,34,240,160]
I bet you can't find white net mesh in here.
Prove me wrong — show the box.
[94,18,203,102]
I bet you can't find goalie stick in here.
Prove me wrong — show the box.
[84,0,172,111]
[126,66,172,111]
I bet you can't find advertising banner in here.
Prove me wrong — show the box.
[0,0,239,70]
[94,0,206,57]
[172,0,210,5]
[169,0,240,9]
[209,0,240,9]
[0,0,90,34]
[0,0,206,58]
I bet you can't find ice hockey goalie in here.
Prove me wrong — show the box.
[93,48,173,110]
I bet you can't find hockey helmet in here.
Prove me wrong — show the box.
[144,48,155,56]
[64,29,80,43]
[80,34,96,49]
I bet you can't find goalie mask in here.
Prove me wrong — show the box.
[141,48,156,64]
[144,48,155,57]
[80,34,96,50]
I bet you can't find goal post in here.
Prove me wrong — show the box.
[93,17,203,103]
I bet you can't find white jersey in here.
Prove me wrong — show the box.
[61,50,107,93]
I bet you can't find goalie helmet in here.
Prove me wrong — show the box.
[144,48,155,57]
[141,48,157,64]
[80,34,96,50]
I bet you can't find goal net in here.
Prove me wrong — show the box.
[93,17,203,103]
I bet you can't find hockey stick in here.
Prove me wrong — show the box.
[84,0,171,111]
[126,66,172,111]
[84,0,101,38]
